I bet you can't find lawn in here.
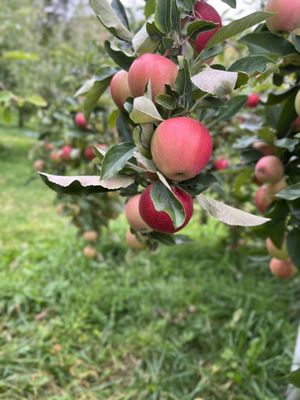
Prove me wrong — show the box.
[0,127,299,399]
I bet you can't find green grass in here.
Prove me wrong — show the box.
[0,127,299,399]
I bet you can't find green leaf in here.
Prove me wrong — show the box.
[239,32,296,57]
[156,94,177,110]
[0,91,14,103]
[176,59,193,109]
[89,0,132,41]
[145,0,156,18]
[206,12,274,49]
[148,231,176,245]
[264,202,289,248]
[111,0,130,29]
[130,96,163,124]
[275,138,299,152]
[186,20,217,40]
[192,67,238,97]
[220,0,236,7]
[100,142,136,179]
[176,0,195,12]
[132,20,160,54]
[287,229,300,268]
[276,95,298,137]
[3,50,40,61]
[276,183,300,201]
[179,172,218,196]
[216,95,248,121]
[150,181,186,229]
[289,368,300,389]
[25,95,47,107]
[229,55,275,74]
[154,0,180,34]
[104,41,134,70]
[39,173,134,195]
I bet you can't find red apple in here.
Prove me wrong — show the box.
[151,117,212,182]
[83,230,98,242]
[75,112,87,129]
[44,142,55,151]
[139,184,193,234]
[252,141,274,156]
[255,185,272,214]
[128,53,178,101]
[255,156,284,184]
[246,94,260,108]
[192,1,222,53]
[110,70,131,110]
[266,238,289,260]
[269,258,296,279]
[292,117,300,132]
[61,145,73,161]
[265,0,300,33]
[126,229,146,250]
[50,151,62,164]
[125,194,149,231]
[33,159,45,171]
[213,158,229,170]
[84,146,95,161]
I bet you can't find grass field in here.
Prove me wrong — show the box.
[0,127,299,399]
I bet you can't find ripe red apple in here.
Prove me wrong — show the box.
[139,184,193,233]
[265,0,300,33]
[50,151,62,164]
[83,230,98,242]
[266,238,289,260]
[213,158,229,170]
[255,156,284,184]
[252,141,274,156]
[33,159,45,171]
[125,194,149,231]
[126,229,146,250]
[44,142,55,151]
[128,53,178,101]
[61,145,73,161]
[246,94,260,108]
[110,70,131,110]
[83,246,97,259]
[75,112,87,129]
[151,117,212,182]
[192,1,222,53]
[84,146,95,161]
[268,177,287,197]
[255,185,272,214]
[269,258,296,279]
[295,90,300,116]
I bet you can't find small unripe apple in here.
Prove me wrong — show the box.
[128,53,178,101]
[50,151,62,164]
[75,112,87,129]
[125,194,149,231]
[33,159,45,171]
[192,1,222,53]
[139,184,193,234]
[61,145,73,161]
[126,229,146,250]
[269,258,296,279]
[295,90,300,116]
[255,185,272,214]
[84,146,95,161]
[83,230,98,242]
[268,177,287,196]
[265,0,300,33]
[151,117,212,182]
[213,158,229,170]
[252,141,274,156]
[255,156,284,184]
[266,238,289,260]
[83,246,97,259]
[110,70,132,110]
[246,94,260,108]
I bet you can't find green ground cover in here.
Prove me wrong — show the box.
[0,127,299,399]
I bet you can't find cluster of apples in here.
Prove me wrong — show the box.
[82,230,98,259]
[266,238,296,279]
[109,1,225,249]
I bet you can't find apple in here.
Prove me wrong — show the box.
[75,112,87,129]
[246,94,260,108]
[110,70,131,110]
[61,145,73,161]
[292,117,300,132]
[126,229,146,250]
[191,1,222,53]
[255,185,272,214]
[83,230,98,242]
[83,246,97,259]
[33,159,45,171]
[125,194,149,231]
[269,258,296,279]
[268,177,287,197]
[50,151,62,164]
[128,53,178,101]
[44,142,55,151]
[252,141,274,156]
[255,156,284,184]
[139,184,193,234]
[213,158,229,170]
[84,146,95,161]
[266,238,289,260]
[295,90,300,116]
[265,0,300,33]
[151,117,212,182]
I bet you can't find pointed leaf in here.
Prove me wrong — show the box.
[100,142,136,179]
[276,183,300,201]
[192,67,238,97]
[154,0,180,34]
[130,96,163,123]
